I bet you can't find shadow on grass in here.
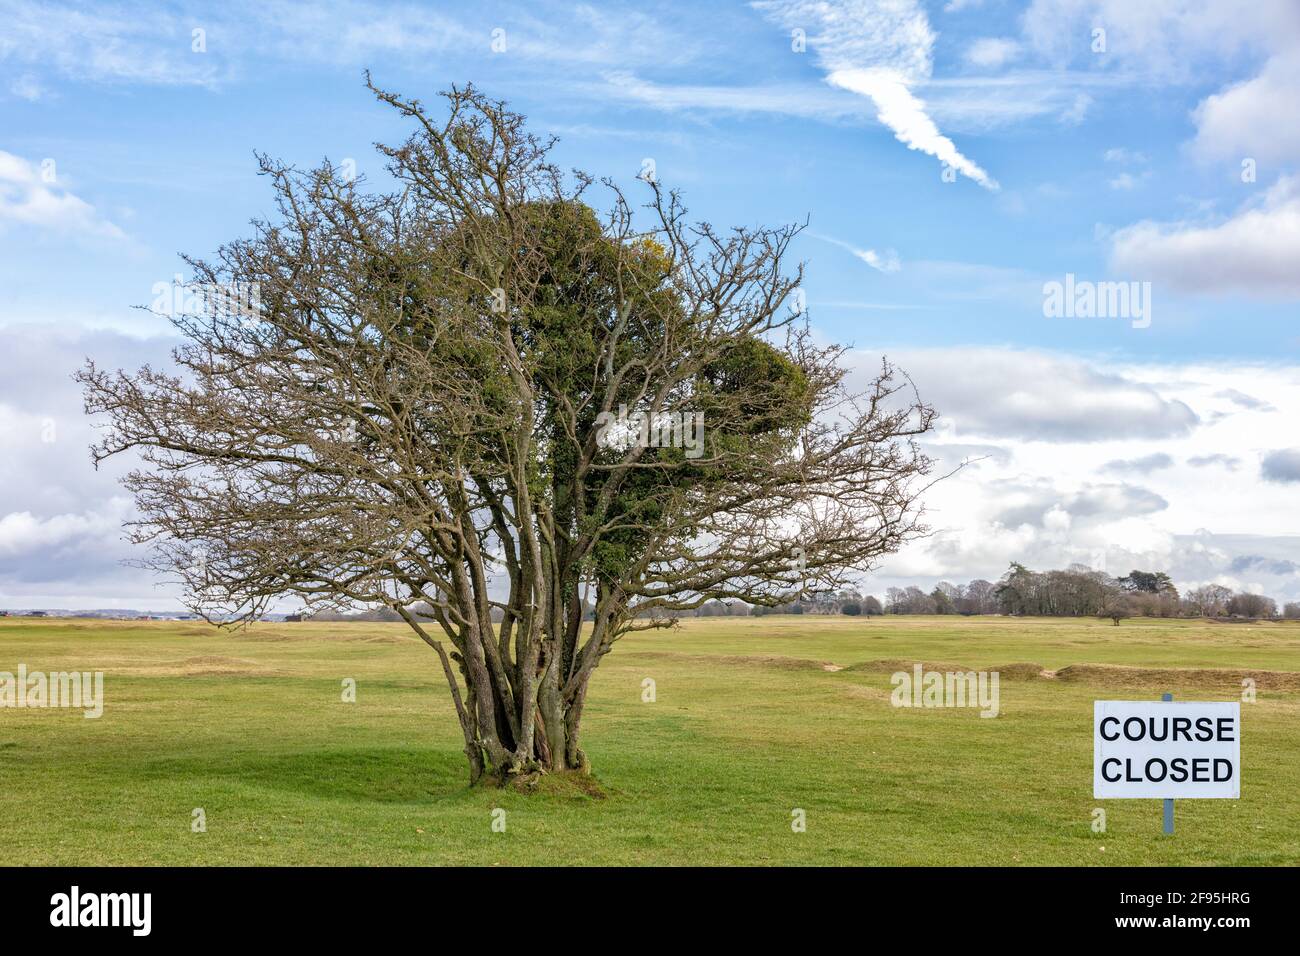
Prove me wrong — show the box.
[143,747,620,805]
[141,747,471,804]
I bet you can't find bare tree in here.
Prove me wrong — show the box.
[1184,583,1233,617]
[1098,590,1133,626]
[79,81,936,784]
[1226,592,1277,620]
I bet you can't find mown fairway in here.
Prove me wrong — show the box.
[1,614,1296,866]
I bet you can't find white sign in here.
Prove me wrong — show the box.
[1094,701,1240,799]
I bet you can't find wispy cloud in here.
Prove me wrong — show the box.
[755,0,998,189]
[599,71,870,120]
[8,73,45,101]
[965,37,1020,68]
[811,232,901,273]
[1101,452,1174,475]
[0,0,222,86]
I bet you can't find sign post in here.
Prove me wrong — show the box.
[1161,693,1174,835]
[1094,698,1240,833]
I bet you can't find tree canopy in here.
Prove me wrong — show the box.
[80,80,937,783]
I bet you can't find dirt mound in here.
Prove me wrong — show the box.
[128,655,271,677]
[1052,663,1300,690]
[639,652,834,671]
[842,659,1047,680]
[502,769,608,799]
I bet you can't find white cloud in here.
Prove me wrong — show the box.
[0,151,125,239]
[9,73,45,100]
[0,0,698,92]
[1108,171,1147,190]
[1059,92,1092,126]
[812,233,901,273]
[1109,175,1300,296]
[1103,147,1147,164]
[854,247,901,273]
[0,0,221,86]
[4,328,1299,607]
[826,69,999,189]
[1191,52,1300,165]
[1021,1,1300,167]
[878,347,1199,442]
[965,37,1020,68]
[1022,0,1298,78]
[755,0,997,189]
[861,352,1300,601]
[0,504,129,558]
[600,71,870,121]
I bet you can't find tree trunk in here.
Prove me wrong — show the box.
[430,636,593,784]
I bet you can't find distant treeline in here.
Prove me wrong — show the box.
[296,564,1298,622]
[880,563,1296,621]
[674,562,1298,620]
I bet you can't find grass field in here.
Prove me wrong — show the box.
[1,614,1297,866]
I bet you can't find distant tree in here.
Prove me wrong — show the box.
[1184,583,1233,617]
[964,578,995,614]
[1098,587,1133,625]
[1283,602,1300,620]
[1120,570,1177,595]
[995,562,1037,615]
[841,601,862,616]
[862,595,883,615]
[1099,600,1133,626]
[1227,592,1277,619]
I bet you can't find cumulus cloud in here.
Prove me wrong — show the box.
[1230,554,1300,575]
[1261,447,1300,483]
[0,325,179,607]
[989,478,1167,529]
[1191,52,1300,165]
[755,0,997,188]
[0,503,131,563]
[877,348,1199,442]
[0,151,124,239]
[1022,1,1300,167]
[852,351,1300,603]
[1109,175,1300,296]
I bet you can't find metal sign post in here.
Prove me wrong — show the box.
[1162,693,1174,835]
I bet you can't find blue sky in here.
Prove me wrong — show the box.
[2,0,1299,609]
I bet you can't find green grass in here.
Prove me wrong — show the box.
[1,614,1296,865]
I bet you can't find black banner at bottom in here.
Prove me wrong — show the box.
[0,866,1281,940]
